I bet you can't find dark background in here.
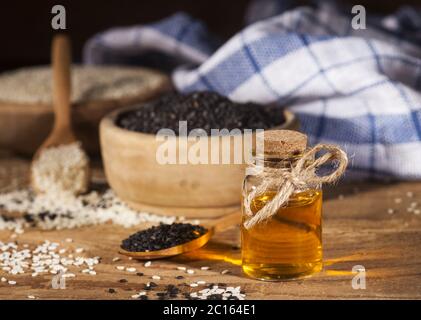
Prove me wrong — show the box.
[0,0,418,72]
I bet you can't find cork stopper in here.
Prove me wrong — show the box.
[255,129,308,158]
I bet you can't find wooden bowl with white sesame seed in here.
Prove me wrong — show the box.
[0,65,171,156]
[100,104,298,218]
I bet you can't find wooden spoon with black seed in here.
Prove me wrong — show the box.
[119,211,241,260]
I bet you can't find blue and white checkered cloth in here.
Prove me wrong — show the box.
[84,3,421,180]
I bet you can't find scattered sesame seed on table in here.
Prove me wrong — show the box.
[1,155,421,299]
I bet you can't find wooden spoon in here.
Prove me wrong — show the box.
[31,34,89,193]
[119,211,241,260]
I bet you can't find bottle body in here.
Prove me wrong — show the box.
[241,159,323,280]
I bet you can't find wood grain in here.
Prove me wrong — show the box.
[0,155,421,300]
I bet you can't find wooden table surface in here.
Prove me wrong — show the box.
[0,153,420,300]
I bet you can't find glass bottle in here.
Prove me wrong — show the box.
[241,130,323,280]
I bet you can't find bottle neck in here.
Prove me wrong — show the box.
[253,153,303,170]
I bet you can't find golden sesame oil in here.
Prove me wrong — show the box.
[241,189,323,280]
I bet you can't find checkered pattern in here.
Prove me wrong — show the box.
[84,5,421,179]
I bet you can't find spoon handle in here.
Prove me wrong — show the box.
[52,34,72,132]
[210,210,242,233]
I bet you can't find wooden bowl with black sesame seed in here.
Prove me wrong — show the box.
[99,97,298,218]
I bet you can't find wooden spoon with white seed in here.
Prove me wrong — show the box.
[30,34,89,194]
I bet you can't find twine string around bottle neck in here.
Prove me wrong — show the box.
[243,144,348,229]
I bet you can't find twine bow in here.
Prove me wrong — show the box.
[243,144,348,229]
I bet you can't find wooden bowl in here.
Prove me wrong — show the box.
[100,107,298,218]
[0,67,171,156]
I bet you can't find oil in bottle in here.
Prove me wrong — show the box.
[242,189,323,280]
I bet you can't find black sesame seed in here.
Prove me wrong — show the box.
[2,215,16,222]
[136,272,144,277]
[175,275,184,280]
[23,214,35,223]
[121,223,207,252]
[108,288,116,294]
[116,91,286,135]
[119,279,128,283]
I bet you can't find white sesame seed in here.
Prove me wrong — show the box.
[8,280,16,285]
[89,270,97,275]
[197,280,206,285]
[126,267,136,273]
[75,248,84,254]
[63,273,75,278]
[144,261,152,267]
[221,269,230,275]
[387,208,394,214]
[414,210,420,215]
[186,269,195,274]
[116,266,125,271]
[191,285,246,300]
[190,283,198,287]
[65,238,73,243]
[177,266,186,271]
[0,66,162,104]
[0,188,179,231]
[138,291,146,296]
[200,266,210,270]
[112,257,120,262]
[131,294,140,299]
[394,198,402,204]
[406,191,414,198]
[1,277,6,282]
[151,275,161,280]
[27,295,36,299]
[31,143,89,195]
